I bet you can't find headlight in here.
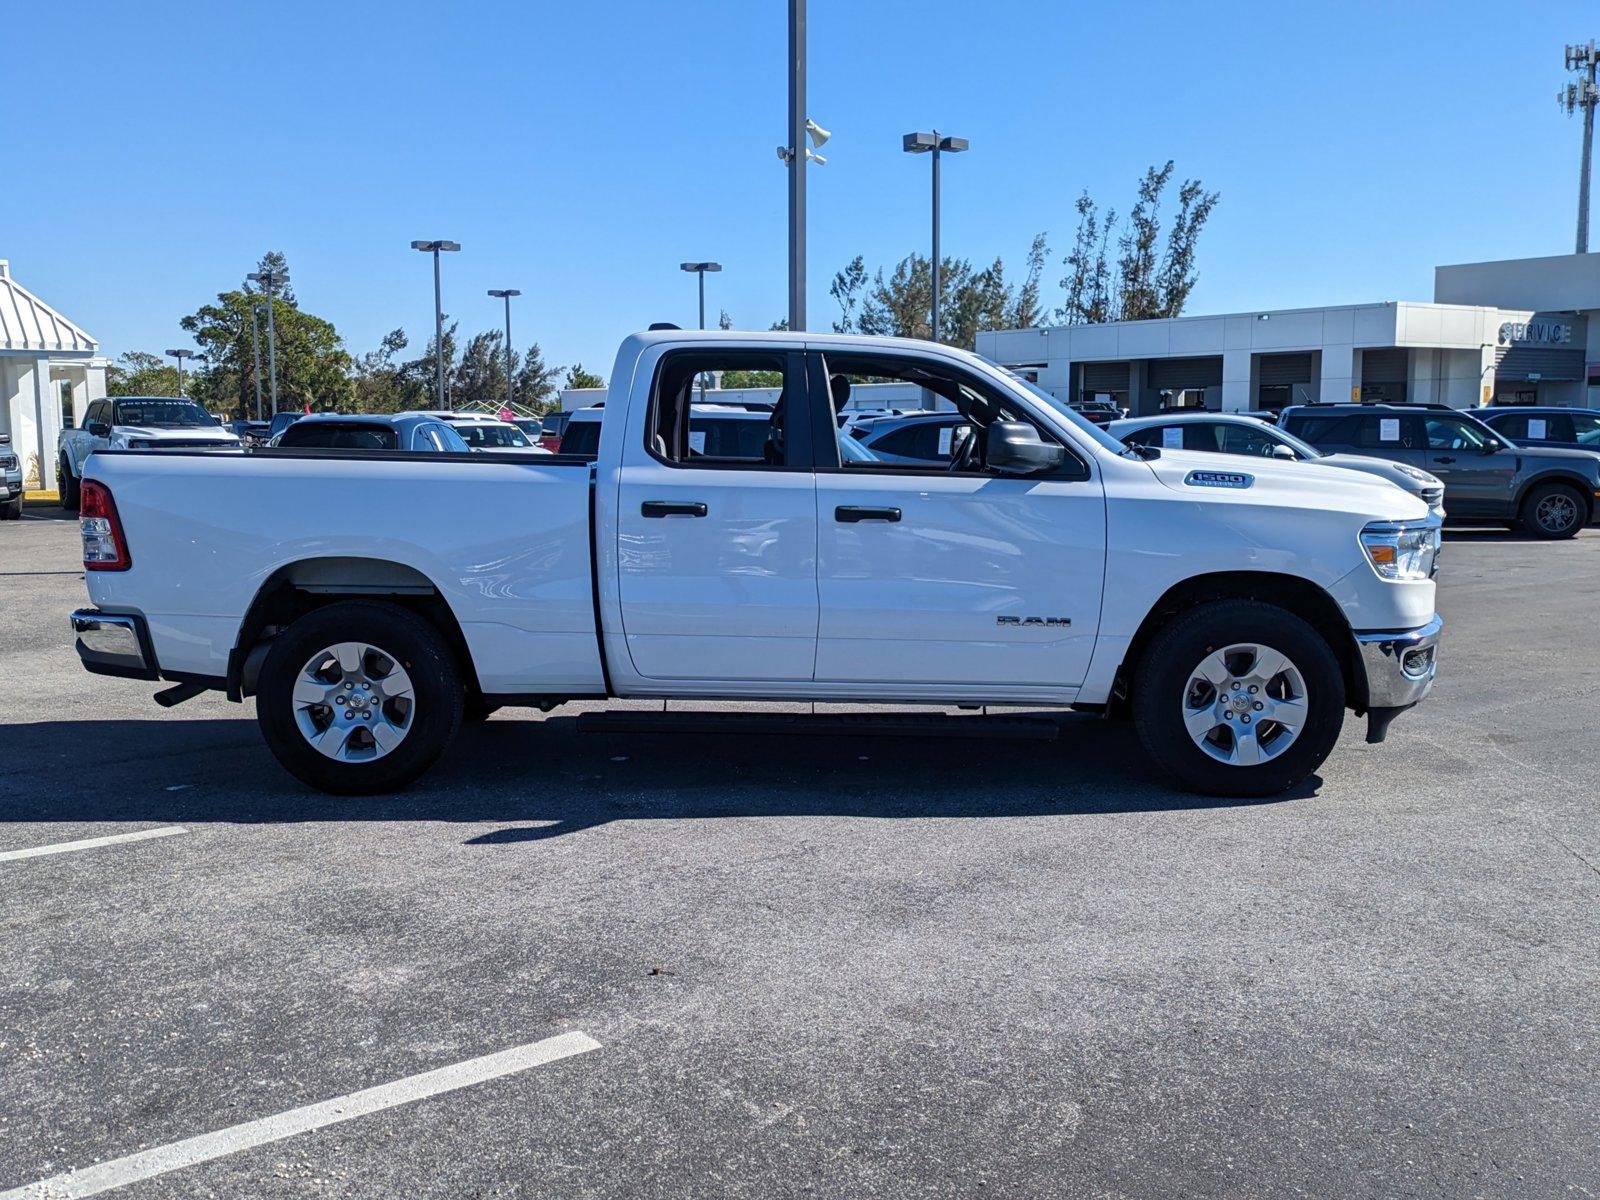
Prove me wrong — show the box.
[0,454,16,471]
[1360,521,1438,581]
[1394,464,1439,486]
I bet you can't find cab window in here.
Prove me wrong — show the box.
[647,350,803,469]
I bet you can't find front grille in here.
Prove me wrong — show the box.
[128,439,232,451]
[1421,487,1444,506]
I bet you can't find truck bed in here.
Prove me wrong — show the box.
[84,448,605,696]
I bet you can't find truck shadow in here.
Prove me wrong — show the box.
[0,712,1319,839]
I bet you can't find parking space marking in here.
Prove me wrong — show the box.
[0,1031,601,1200]
[0,826,188,863]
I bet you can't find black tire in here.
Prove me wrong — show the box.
[1519,482,1585,540]
[59,459,80,511]
[1132,600,1346,798]
[255,601,463,795]
[0,497,20,521]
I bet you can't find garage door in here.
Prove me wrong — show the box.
[1081,362,1130,392]
[1258,353,1313,386]
[1147,356,1223,389]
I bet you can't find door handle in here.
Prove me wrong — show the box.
[835,505,902,523]
[1433,456,1456,464]
[641,500,707,518]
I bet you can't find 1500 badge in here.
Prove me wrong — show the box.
[997,616,1071,627]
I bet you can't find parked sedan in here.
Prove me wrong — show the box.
[450,419,551,455]
[1477,406,1600,452]
[847,412,971,465]
[272,413,470,452]
[1110,412,1446,519]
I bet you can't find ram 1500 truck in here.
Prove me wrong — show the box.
[58,395,239,510]
[69,330,1443,797]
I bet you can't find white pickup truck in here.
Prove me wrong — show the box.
[69,330,1442,797]
[58,395,239,510]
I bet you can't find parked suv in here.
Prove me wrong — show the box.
[1280,404,1600,538]
[1477,406,1600,453]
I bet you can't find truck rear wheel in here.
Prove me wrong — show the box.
[59,459,80,511]
[255,601,463,795]
[0,497,20,520]
[1519,482,1585,540]
[1132,600,1345,798]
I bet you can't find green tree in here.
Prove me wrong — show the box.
[515,343,560,410]
[106,351,184,397]
[353,329,425,414]
[564,364,605,391]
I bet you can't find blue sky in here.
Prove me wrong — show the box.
[3,0,1591,379]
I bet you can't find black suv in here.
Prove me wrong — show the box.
[1280,404,1600,539]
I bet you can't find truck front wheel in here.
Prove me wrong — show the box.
[1132,600,1345,798]
[255,601,463,795]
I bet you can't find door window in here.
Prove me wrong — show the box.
[647,350,802,469]
[1424,417,1494,451]
[818,352,1082,477]
[1355,414,1419,450]
[1568,412,1600,446]
[1210,423,1284,457]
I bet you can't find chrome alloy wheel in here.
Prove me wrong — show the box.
[1181,642,1309,767]
[292,642,415,762]
[1536,492,1579,534]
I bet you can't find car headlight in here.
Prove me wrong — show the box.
[1360,521,1438,581]
[1393,464,1439,487]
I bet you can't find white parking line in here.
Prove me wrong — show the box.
[0,1030,601,1199]
[0,826,187,863]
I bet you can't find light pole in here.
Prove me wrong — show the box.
[487,288,521,412]
[1561,39,1598,252]
[903,130,969,343]
[165,349,197,396]
[411,240,461,410]
[246,268,284,415]
[778,0,829,332]
[679,262,722,330]
[247,295,265,420]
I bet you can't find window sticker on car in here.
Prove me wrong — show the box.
[1528,418,1547,439]
[1379,418,1400,442]
[938,426,953,456]
[1162,427,1183,449]
[689,431,707,454]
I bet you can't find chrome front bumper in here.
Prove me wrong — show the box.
[70,609,159,680]
[1356,614,1443,710]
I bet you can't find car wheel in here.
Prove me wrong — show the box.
[58,459,80,511]
[1520,482,1585,540]
[0,497,21,521]
[1132,599,1346,798]
[255,601,463,795]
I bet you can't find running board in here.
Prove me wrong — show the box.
[574,710,1061,741]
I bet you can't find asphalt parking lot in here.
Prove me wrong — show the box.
[2,509,1597,1198]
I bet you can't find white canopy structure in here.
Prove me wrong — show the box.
[0,259,107,490]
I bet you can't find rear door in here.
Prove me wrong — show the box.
[810,349,1105,692]
[612,346,818,682]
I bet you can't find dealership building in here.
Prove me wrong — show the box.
[977,252,1600,416]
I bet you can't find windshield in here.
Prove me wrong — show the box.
[114,399,216,428]
[984,364,1135,456]
[460,423,530,448]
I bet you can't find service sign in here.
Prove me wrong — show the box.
[1498,319,1572,346]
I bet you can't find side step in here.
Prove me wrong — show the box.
[574,710,1061,741]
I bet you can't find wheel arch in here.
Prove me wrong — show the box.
[227,556,481,701]
[1113,571,1364,716]
[1513,472,1595,522]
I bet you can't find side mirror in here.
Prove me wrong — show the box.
[987,420,1066,475]
[1270,444,1296,460]
[87,421,110,437]
[0,433,10,446]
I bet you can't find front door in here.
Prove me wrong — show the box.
[613,346,818,682]
[810,350,1105,692]
[1421,413,1518,515]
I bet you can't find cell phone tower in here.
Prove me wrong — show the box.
[1559,39,1598,253]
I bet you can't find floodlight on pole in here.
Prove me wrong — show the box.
[165,349,197,396]
[247,295,265,420]
[678,262,723,331]
[778,0,829,332]
[246,268,285,415]
[487,289,521,411]
[902,130,969,342]
[411,240,461,410]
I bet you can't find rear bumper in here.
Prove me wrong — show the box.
[70,608,159,680]
[1355,614,1443,710]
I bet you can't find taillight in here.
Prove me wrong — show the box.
[81,480,132,571]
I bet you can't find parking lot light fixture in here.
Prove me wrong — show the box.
[412,240,462,410]
[902,130,969,343]
[678,262,723,331]
[487,289,521,410]
[165,349,197,396]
